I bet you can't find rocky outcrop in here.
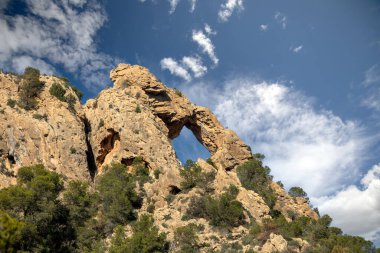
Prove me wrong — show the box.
[0,73,90,187]
[109,64,253,171]
[0,64,320,252]
[261,233,287,253]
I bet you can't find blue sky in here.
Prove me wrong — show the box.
[1,0,380,245]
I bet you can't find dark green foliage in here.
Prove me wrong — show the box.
[0,211,24,253]
[186,185,245,228]
[132,157,151,185]
[63,181,98,228]
[7,99,16,108]
[0,164,74,252]
[173,223,200,253]
[236,159,277,210]
[154,168,161,179]
[50,83,67,101]
[108,214,168,253]
[180,159,216,192]
[32,113,48,120]
[18,67,44,110]
[70,147,76,154]
[289,186,308,198]
[135,104,141,113]
[65,93,77,113]
[206,158,216,168]
[97,163,141,227]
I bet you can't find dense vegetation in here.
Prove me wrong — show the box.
[0,161,161,253]
[0,158,378,252]
[18,67,44,110]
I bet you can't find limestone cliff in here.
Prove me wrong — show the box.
[0,64,319,253]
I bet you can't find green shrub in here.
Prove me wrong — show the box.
[70,147,76,154]
[180,159,216,192]
[173,223,200,253]
[7,99,16,108]
[98,119,104,129]
[154,169,161,179]
[132,157,151,185]
[186,185,245,228]
[108,214,168,253]
[288,186,308,199]
[0,211,25,253]
[32,113,48,120]
[135,104,141,113]
[97,163,141,227]
[49,83,66,101]
[71,86,83,100]
[65,93,77,112]
[236,159,277,210]
[18,67,44,110]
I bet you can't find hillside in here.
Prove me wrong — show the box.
[0,65,378,253]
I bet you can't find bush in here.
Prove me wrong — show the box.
[49,83,66,101]
[180,160,216,192]
[135,104,141,113]
[18,67,44,110]
[97,163,141,227]
[173,223,200,253]
[108,214,168,253]
[65,93,77,112]
[186,185,245,228]
[0,211,25,253]
[288,186,308,199]
[32,113,48,120]
[154,169,161,179]
[7,99,16,108]
[236,159,277,210]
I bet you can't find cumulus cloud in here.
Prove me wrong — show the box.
[315,164,380,242]
[274,12,287,29]
[181,77,371,198]
[218,0,244,22]
[160,55,207,80]
[0,0,116,89]
[192,29,219,66]
[160,57,191,81]
[291,45,303,53]
[182,56,207,77]
[260,24,268,31]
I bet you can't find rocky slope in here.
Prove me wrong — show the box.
[0,64,320,252]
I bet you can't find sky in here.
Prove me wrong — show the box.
[1,0,380,246]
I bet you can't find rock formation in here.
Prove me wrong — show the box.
[0,64,320,252]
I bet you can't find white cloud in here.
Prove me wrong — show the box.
[168,0,180,13]
[218,0,244,22]
[182,56,207,77]
[315,164,380,243]
[192,29,219,66]
[160,57,191,81]
[160,55,207,80]
[204,23,217,35]
[181,77,371,198]
[10,55,55,75]
[363,64,380,86]
[0,0,116,89]
[189,0,197,12]
[274,12,287,29]
[291,45,303,53]
[260,24,268,31]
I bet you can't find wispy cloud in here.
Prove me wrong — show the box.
[0,0,116,89]
[291,45,303,53]
[363,64,380,86]
[181,77,372,198]
[168,0,180,13]
[160,57,191,81]
[192,29,219,66]
[260,24,268,31]
[189,0,197,12]
[218,0,244,22]
[204,23,217,35]
[274,11,287,29]
[315,164,380,243]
